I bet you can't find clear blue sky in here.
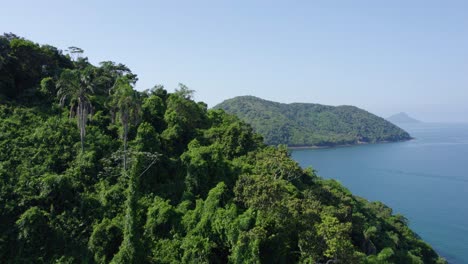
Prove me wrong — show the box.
[2,0,468,122]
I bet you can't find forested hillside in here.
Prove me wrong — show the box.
[215,96,411,147]
[0,34,445,263]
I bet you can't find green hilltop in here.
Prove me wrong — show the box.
[0,34,444,263]
[215,96,412,147]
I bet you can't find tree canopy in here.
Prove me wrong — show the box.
[0,34,445,264]
[214,96,412,147]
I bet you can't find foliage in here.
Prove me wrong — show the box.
[0,34,445,264]
[214,96,412,146]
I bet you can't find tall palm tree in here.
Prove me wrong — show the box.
[56,69,94,152]
[109,77,141,170]
[109,77,142,264]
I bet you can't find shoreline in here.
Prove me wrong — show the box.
[287,138,414,150]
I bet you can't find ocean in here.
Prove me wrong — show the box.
[291,123,468,264]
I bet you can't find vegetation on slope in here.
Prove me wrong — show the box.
[0,34,444,263]
[215,96,412,147]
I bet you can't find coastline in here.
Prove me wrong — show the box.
[287,138,414,150]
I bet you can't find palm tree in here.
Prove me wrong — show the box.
[56,69,94,152]
[109,77,142,264]
[109,76,141,170]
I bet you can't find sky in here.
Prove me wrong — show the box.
[2,0,468,122]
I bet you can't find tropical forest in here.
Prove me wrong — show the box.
[215,96,411,147]
[0,34,446,263]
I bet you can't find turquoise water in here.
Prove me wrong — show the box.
[291,123,468,264]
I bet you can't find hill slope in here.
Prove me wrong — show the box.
[387,112,421,124]
[0,34,445,263]
[215,96,412,147]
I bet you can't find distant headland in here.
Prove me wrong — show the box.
[214,96,412,147]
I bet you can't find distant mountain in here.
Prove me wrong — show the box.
[214,96,412,147]
[387,112,421,124]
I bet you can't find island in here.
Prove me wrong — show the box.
[387,112,421,124]
[214,96,412,147]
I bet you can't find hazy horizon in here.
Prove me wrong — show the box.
[216,94,468,123]
[2,1,467,122]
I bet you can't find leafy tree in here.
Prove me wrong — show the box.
[162,85,208,155]
[316,214,355,262]
[66,46,84,61]
[88,218,123,263]
[0,34,73,99]
[93,61,137,96]
[15,207,52,260]
[142,93,166,132]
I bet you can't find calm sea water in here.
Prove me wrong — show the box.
[291,123,468,264]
